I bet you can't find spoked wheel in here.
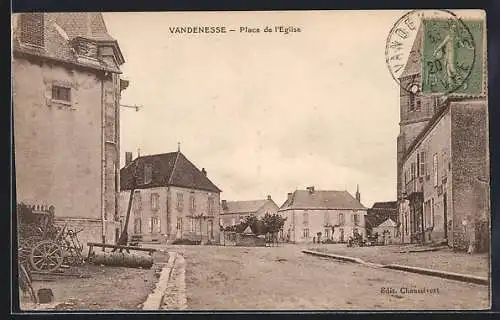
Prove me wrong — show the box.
[29,240,64,272]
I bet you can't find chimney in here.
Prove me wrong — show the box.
[356,184,361,202]
[287,192,293,201]
[267,195,272,201]
[125,152,133,165]
[307,186,315,193]
[221,200,227,210]
[201,168,207,176]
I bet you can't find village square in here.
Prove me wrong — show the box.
[12,11,490,311]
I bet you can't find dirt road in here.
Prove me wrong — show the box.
[169,244,489,310]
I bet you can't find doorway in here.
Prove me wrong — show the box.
[443,193,448,239]
[208,220,214,240]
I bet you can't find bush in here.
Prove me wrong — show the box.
[171,239,201,245]
[322,239,336,244]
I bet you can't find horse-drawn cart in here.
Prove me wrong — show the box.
[18,204,85,273]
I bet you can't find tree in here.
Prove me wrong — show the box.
[261,213,286,233]
[261,213,287,244]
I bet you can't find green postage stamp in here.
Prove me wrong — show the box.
[421,18,485,95]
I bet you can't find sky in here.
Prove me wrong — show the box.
[103,10,413,208]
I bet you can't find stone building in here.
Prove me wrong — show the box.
[396,20,489,251]
[220,196,280,227]
[365,201,398,236]
[279,186,367,243]
[12,13,128,247]
[119,150,222,244]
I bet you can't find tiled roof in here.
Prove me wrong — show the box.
[13,13,123,73]
[52,12,115,42]
[120,151,221,193]
[365,214,388,229]
[279,190,366,211]
[221,200,270,215]
[371,201,398,210]
[376,218,398,228]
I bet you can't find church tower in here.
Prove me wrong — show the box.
[396,24,441,200]
[355,184,361,203]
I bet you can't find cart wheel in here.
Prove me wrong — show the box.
[30,240,64,272]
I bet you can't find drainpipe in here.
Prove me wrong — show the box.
[100,73,106,245]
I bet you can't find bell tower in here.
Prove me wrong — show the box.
[396,24,440,199]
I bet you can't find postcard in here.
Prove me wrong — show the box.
[12,9,490,311]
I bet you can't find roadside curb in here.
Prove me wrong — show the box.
[301,249,365,264]
[383,264,489,285]
[301,249,488,286]
[142,252,177,310]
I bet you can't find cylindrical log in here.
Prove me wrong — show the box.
[91,251,153,269]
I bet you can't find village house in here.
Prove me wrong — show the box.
[220,196,280,227]
[372,218,398,245]
[365,201,398,237]
[396,22,489,251]
[119,150,222,244]
[279,186,367,243]
[12,13,128,246]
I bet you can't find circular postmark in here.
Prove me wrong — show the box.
[385,9,476,96]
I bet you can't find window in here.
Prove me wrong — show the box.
[417,153,420,177]
[409,93,416,111]
[416,99,421,110]
[291,212,296,226]
[176,217,183,230]
[20,13,44,47]
[433,153,439,187]
[419,151,426,177]
[324,211,331,225]
[410,162,416,180]
[208,197,215,215]
[151,216,160,234]
[144,164,152,184]
[133,191,142,213]
[189,195,196,213]
[353,213,359,226]
[151,193,159,210]
[303,211,309,226]
[134,218,141,234]
[52,85,71,103]
[442,151,448,178]
[190,218,195,232]
[177,193,184,212]
[339,213,345,225]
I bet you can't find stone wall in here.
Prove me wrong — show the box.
[451,100,490,252]
[401,109,452,244]
[54,217,119,256]
[13,57,117,221]
[281,208,366,243]
[119,185,221,244]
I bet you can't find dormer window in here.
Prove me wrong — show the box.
[144,164,152,184]
[20,13,44,47]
